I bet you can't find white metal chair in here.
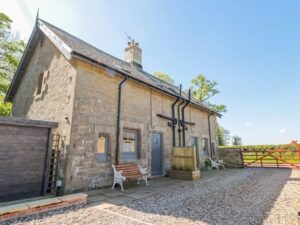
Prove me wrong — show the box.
[216,158,225,169]
[137,165,149,185]
[111,165,126,191]
[209,157,220,170]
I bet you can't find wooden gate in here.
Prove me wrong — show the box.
[242,141,300,169]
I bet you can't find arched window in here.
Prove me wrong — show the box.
[36,72,44,95]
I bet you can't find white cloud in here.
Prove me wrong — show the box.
[244,122,253,127]
[279,128,287,134]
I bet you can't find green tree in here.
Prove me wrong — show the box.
[154,71,174,85]
[0,12,25,116]
[232,135,242,146]
[190,74,226,113]
[218,125,230,146]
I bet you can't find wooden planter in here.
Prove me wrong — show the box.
[169,169,201,181]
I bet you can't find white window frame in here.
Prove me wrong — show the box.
[122,129,139,160]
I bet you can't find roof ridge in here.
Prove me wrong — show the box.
[38,19,220,115]
[39,19,130,66]
[39,19,179,87]
[40,19,182,90]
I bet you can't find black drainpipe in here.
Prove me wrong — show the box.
[208,112,214,157]
[116,75,128,165]
[171,85,181,147]
[177,99,185,146]
[181,89,191,146]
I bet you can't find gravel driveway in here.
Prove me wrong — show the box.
[4,168,300,225]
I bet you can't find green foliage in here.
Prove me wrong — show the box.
[219,144,296,151]
[190,74,227,113]
[204,159,211,168]
[190,74,219,101]
[154,71,174,85]
[218,125,230,146]
[0,95,11,116]
[0,12,25,116]
[232,135,242,146]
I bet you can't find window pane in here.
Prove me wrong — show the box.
[123,131,136,153]
[97,136,106,153]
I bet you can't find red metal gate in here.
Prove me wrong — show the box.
[241,141,300,169]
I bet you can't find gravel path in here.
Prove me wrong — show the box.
[4,168,300,225]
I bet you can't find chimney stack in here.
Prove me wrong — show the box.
[124,40,142,69]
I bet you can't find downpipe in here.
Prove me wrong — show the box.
[171,85,181,147]
[177,100,185,146]
[115,75,128,165]
[181,89,191,146]
[208,112,214,157]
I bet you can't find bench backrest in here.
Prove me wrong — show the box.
[115,164,140,177]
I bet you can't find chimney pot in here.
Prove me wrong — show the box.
[124,41,142,69]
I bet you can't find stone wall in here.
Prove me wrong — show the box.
[12,36,77,183]
[11,35,219,193]
[218,148,244,168]
[64,59,219,192]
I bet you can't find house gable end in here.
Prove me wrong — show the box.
[5,20,73,102]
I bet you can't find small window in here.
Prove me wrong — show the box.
[203,138,209,156]
[96,134,109,162]
[36,72,44,95]
[122,129,139,160]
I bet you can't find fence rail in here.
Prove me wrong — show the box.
[242,149,300,168]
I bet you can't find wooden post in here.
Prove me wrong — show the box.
[239,149,244,168]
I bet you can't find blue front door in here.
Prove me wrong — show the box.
[151,133,163,176]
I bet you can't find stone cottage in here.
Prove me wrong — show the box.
[5,19,221,193]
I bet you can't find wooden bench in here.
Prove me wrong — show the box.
[112,164,148,191]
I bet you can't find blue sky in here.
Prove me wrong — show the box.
[1,0,300,145]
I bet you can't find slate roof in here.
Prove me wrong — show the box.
[6,19,221,116]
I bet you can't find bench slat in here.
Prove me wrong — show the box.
[115,164,147,179]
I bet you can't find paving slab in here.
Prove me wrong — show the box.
[87,189,109,196]
[103,191,126,198]
[0,203,29,215]
[105,196,134,205]
[88,195,109,204]
[124,192,146,199]
[26,198,62,208]
[58,193,88,202]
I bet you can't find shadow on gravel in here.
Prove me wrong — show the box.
[120,168,292,225]
[2,205,88,225]
[4,168,293,225]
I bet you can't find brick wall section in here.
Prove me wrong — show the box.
[218,148,244,168]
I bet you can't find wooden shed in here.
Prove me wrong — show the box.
[0,116,58,202]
